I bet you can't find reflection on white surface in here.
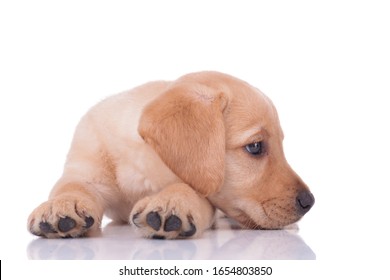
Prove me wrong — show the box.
[27,219,315,260]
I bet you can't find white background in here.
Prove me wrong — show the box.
[1,0,389,278]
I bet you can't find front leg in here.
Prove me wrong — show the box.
[130,183,215,239]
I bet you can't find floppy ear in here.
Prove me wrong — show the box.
[138,84,228,196]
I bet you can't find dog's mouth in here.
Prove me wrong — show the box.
[231,209,264,230]
[230,200,298,230]
[212,194,303,230]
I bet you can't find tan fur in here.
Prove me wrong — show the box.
[28,71,314,239]
[138,83,228,196]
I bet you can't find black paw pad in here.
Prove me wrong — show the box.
[146,211,162,231]
[58,217,76,233]
[180,223,196,237]
[164,215,182,232]
[39,222,57,234]
[84,217,94,228]
[180,216,197,237]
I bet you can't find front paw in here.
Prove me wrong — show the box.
[130,184,214,239]
[132,208,197,239]
[28,195,101,238]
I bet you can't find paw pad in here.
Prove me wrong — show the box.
[58,217,76,233]
[179,220,196,237]
[146,212,162,231]
[85,216,95,229]
[133,211,197,239]
[39,222,56,234]
[164,215,182,232]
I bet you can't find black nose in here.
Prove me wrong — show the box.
[296,190,315,215]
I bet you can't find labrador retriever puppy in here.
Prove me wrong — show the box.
[28,71,314,239]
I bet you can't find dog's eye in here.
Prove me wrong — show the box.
[245,142,264,156]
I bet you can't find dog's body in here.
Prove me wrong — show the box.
[28,71,314,239]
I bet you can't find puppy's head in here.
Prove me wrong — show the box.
[139,71,314,229]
